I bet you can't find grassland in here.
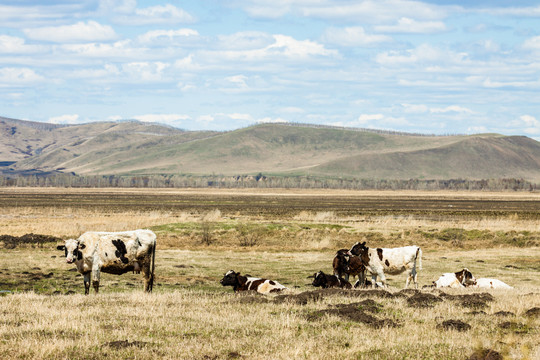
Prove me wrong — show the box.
[0,188,539,359]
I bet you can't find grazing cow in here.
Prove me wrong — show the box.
[220,270,287,294]
[312,270,352,289]
[57,229,157,294]
[348,241,422,289]
[433,268,476,288]
[333,249,366,286]
[470,278,513,289]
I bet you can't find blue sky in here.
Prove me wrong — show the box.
[1,0,540,139]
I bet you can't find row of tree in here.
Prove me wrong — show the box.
[0,173,537,191]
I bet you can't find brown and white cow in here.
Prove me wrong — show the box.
[220,270,287,294]
[433,268,476,288]
[333,249,366,287]
[312,270,352,289]
[57,229,157,294]
[348,241,422,289]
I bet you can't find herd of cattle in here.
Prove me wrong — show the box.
[56,230,512,295]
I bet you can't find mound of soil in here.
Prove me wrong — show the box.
[307,300,398,328]
[0,233,62,249]
[467,348,503,360]
[332,299,382,313]
[498,321,528,333]
[524,307,540,317]
[406,292,443,308]
[274,290,322,305]
[437,319,471,331]
[103,340,149,349]
[274,288,396,304]
[493,311,514,317]
[467,310,487,316]
[439,292,494,309]
[233,292,269,304]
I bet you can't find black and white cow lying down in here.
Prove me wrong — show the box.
[220,270,287,294]
[348,241,422,289]
[312,271,352,289]
[57,229,157,294]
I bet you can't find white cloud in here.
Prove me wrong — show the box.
[23,21,118,43]
[49,114,80,124]
[401,103,429,113]
[61,40,145,59]
[0,35,43,54]
[138,28,199,44]
[270,34,337,58]
[133,114,190,125]
[121,62,170,82]
[376,44,468,66]
[217,31,274,50]
[401,104,474,115]
[226,75,249,89]
[375,17,447,33]
[322,27,391,46]
[467,126,487,134]
[113,4,195,25]
[513,115,540,135]
[299,0,447,23]
[0,67,44,86]
[357,114,384,124]
[523,36,540,51]
[430,105,473,114]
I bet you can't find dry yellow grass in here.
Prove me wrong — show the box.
[0,188,539,359]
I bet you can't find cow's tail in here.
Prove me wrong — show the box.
[416,247,423,270]
[149,238,156,292]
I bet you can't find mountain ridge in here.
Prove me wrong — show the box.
[1,117,539,182]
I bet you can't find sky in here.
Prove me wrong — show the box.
[1,0,540,139]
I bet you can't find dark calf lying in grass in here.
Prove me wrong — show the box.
[220,270,287,294]
[312,270,352,289]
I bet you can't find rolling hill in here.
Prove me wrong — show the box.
[1,116,540,182]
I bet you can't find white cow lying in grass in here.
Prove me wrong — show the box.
[470,278,513,289]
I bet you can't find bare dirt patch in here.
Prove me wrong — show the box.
[102,340,150,349]
[406,292,443,308]
[467,348,503,360]
[524,307,540,317]
[0,233,62,249]
[306,299,398,328]
[437,319,471,331]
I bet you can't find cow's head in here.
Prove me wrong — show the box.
[311,271,327,288]
[348,241,367,257]
[56,239,85,264]
[220,270,240,287]
[455,268,476,286]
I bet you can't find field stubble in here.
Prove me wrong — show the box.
[0,188,539,359]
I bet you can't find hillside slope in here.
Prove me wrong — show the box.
[2,118,540,181]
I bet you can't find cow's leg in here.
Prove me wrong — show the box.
[92,265,101,294]
[371,274,378,289]
[344,273,349,282]
[142,260,153,293]
[83,273,91,295]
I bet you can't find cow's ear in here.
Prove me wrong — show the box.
[79,243,86,250]
[361,241,366,246]
[57,245,65,251]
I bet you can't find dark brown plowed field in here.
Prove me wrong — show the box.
[0,190,538,219]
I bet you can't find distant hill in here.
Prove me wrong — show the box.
[2,117,540,182]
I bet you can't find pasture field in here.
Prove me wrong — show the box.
[0,188,539,359]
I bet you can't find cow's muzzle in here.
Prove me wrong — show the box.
[66,258,74,264]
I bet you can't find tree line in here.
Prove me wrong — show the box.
[0,173,537,191]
